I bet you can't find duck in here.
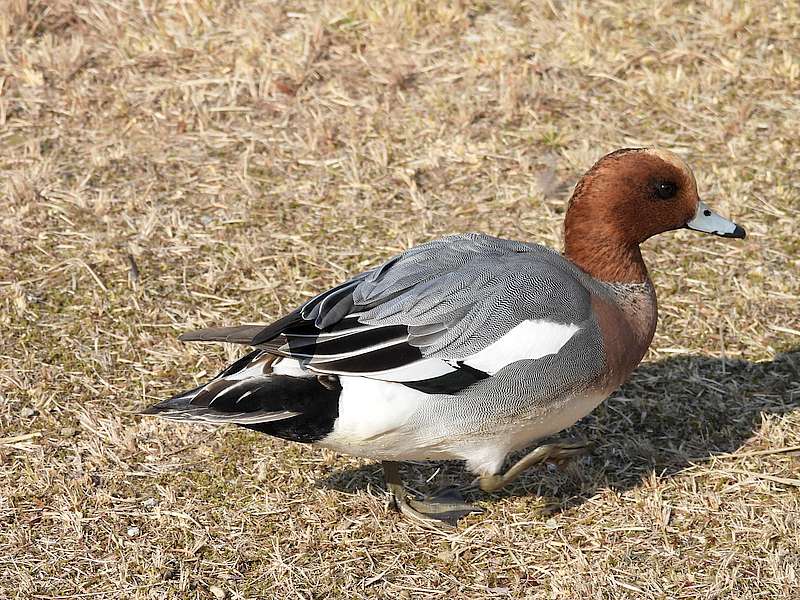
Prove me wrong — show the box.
[143,148,746,523]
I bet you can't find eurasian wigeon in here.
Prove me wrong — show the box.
[144,148,746,523]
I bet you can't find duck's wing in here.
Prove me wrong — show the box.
[181,233,592,393]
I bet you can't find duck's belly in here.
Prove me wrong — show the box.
[315,373,610,476]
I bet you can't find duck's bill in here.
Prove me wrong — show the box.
[685,201,746,239]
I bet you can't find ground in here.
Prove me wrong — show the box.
[1,1,799,598]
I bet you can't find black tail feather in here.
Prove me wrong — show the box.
[142,351,341,443]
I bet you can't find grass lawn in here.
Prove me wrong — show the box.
[1,1,798,598]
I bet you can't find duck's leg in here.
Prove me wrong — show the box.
[478,440,592,493]
[382,461,483,523]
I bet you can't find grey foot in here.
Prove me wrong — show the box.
[383,462,483,524]
[479,439,593,493]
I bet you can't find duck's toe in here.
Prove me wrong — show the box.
[393,489,483,525]
[477,438,594,493]
[382,461,482,525]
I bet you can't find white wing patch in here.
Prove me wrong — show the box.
[462,319,580,375]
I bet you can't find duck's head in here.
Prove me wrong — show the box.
[564,148,745,282]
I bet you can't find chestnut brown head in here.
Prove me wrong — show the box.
[564,148,745,282]
[568,148,715,243]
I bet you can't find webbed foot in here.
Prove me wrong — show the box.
[383,462,483,525]
[478,439,592,492]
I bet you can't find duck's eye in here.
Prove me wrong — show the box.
[655,181,678,199]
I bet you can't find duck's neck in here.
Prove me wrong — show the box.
[564,230,649,284]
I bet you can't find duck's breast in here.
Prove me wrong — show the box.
[589,281,658,389]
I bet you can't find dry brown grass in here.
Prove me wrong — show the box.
[2,0,799,598]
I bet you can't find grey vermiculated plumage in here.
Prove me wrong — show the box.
[204,234,595,379]
[180,233,595,381]
[350,234,591,359]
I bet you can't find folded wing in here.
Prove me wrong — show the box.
[181,234,591,394]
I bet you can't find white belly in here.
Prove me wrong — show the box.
[316,370,610,476]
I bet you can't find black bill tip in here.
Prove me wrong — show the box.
[721,224,746,239]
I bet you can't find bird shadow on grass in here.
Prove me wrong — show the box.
[318,348,800,513]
